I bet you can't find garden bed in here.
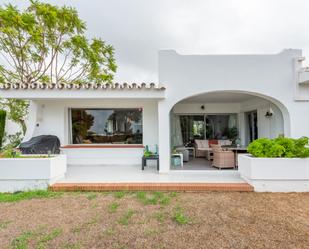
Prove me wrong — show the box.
[238,154,309,192]
[0,154,67,193]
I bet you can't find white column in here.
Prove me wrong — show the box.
[158,101,171,173]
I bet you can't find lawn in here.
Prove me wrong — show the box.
[0,191,308,249]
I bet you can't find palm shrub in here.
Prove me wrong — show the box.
[247,137,309,158]
[0,110,6,149]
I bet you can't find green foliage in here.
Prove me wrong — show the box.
[86,193,97,200]
[0,99,29,135]
[0,1,117,136]
[10,227,62,249]
[0,190,62,202]
[10,231,35,249]
[228,127,238,142]
[36,228,62,249]
[118,209,135,226]
[2,131,23,150]
[107,202,120,213]
[0,220,11,229]
[173,207,189,225]
[113,191,125,199]
[0,0,116,85]
[0,148,21,158]
[143,150,153,158]
[135,191,171,206]
[0,109,5,148]
[247,137,309,158]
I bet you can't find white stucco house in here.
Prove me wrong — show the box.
[1,49,309,192]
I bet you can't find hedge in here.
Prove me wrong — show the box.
[247,137,309,158]
[0,110,6,149]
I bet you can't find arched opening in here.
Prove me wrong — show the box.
[169,91,290,170]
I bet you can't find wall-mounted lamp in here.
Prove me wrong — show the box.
[265,111,273,118]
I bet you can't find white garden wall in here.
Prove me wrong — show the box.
[61,147,143,166]
[0,155,67,193]
[238,154,309,192]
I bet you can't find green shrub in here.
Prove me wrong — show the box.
[0,110,6,149]
[248,137,309,158]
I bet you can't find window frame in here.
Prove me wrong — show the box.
[68,108,143,145]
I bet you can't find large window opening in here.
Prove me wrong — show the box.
[70,108,143,144]
[179,114,238,145]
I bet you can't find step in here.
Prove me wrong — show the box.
[49,182,254,192]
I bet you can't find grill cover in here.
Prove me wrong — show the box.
[19,135,60,154]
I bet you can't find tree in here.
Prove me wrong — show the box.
[0,0,116,135]
[0,110,6,148]
[0,99,29,135]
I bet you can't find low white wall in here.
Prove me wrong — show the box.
[238,154,309,192]
[0,155,67,193]
[61,147,143,166]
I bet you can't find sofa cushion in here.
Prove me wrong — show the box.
[195,139,209,148]
[209,139,218,145]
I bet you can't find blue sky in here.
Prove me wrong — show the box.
[1,0,309,82]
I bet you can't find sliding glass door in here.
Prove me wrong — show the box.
[179,115,205,144]
[178,114,237,144]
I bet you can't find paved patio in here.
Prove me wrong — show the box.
[57,164,245,183]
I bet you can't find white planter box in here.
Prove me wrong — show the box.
[238,154,309,192]
[0,154,67,193]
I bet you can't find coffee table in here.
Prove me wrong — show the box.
[227,147,247,167]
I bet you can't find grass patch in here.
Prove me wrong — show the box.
[10,231,35,249]
[169,192,178,198]
[0,190,62,203]
[135,191,171,206]
[60,242,81,249]
[72,216,99,233]
[173,207,189,225]
[0,220,11,229]
[108,202,120,213]
[153,211,167,224]
[104,227,116,236]
[144,228,160,236]
[36,228,62,249]
[118,209,135,226]
[9,227,63,249]
[86,193,97,200]
[113,191,126,199]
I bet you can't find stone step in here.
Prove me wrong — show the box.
[49,182,254,192]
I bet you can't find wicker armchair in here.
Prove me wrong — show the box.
[194,139,210,157]
[210,144,235,169]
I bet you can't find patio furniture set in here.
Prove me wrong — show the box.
[142,139,247,170]
[174,139,247,169]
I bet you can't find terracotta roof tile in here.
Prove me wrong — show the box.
[0,82,166,91]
